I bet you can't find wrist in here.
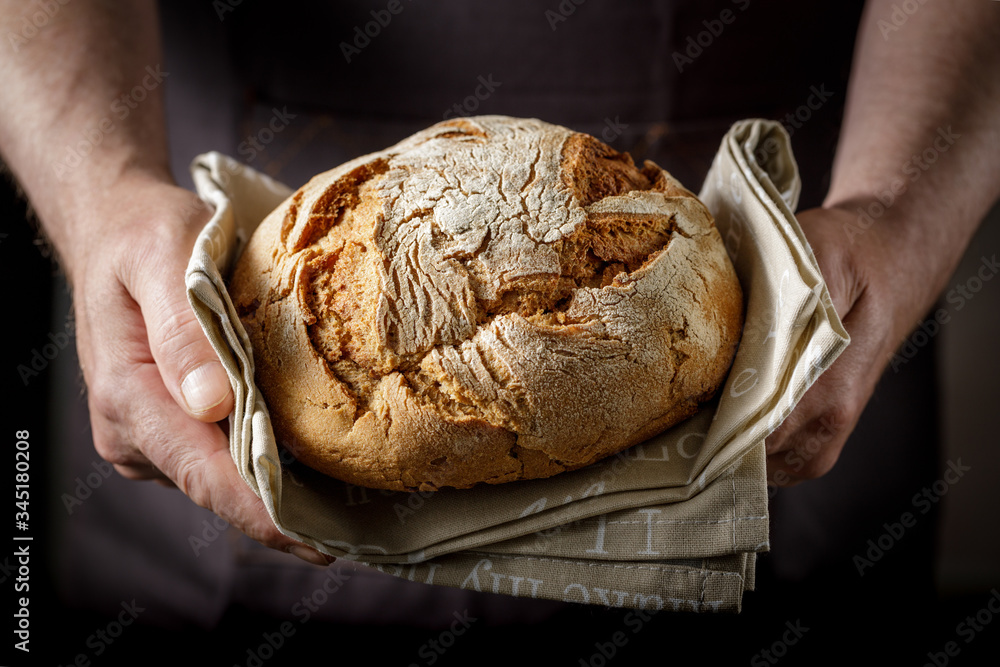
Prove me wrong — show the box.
[49,152,173,220]
[10,127,172,254]
[52,171,209,286]
[814,199,963,343]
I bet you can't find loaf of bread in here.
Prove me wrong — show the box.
[229,116,742,491]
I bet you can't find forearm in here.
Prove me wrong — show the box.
[767,4,1000,482]
[0,0,169,274]
[826,0,1000,318]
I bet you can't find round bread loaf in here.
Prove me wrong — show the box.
[230,115,742,491]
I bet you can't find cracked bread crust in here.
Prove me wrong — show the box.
[230,116,743,491]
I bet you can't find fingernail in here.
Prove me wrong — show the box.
[289,545,334,567]
[181,361,230,414]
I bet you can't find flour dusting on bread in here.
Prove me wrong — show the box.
[230,116,743,491]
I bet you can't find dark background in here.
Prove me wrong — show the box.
[4,1,1000,664]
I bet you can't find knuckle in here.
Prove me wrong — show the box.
[113,463,158,481]
[94,438,145,469]
[85,372,124,423]
[153,304,204,366]
[795,445,842,480]
[794,457,835,481]
[95,443,133,468]
[819,403,855,437]
[221,485,289,550]
[223,485,284,548]
[245,520,290,552]
[90,422,140,469]
[171,452,206,506]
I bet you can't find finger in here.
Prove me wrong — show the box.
[99,371,330,564]
[764,354,859,459]
[794,207,866,320]
[82,276,169,477]
[765,408,853,486]
[113,462,169,482]
[764,288,887,485]
[128,225,235,423]
[76,188,326,564]
[764,349,858,485]
[764,207,872,460]
[83,271,330,566]
[127,361,329,562]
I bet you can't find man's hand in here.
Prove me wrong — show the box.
[0,1,332,565]
[764,0,1000,484]
[70,173,332,566]
[765,205,904,485]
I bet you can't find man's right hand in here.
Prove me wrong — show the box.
[69,171,332,566]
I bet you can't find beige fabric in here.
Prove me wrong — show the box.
[185,119,849,613]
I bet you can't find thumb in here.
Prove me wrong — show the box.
[132,234,235,423]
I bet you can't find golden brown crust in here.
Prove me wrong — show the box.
[230,116,743,491]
